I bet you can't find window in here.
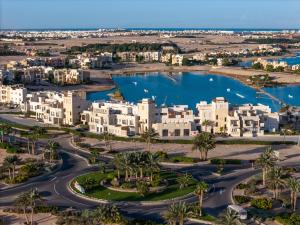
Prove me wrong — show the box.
[162,129,168,137]
[184,129,190,136]
[216,115,218,120]
[174,129,180,136]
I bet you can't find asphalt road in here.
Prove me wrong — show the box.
[1,135,299,223]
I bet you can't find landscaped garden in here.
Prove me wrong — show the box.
[0,124,60,184]
[71,151,198,201]
[232,146,300,224]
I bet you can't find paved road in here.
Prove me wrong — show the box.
[1,135,299,222]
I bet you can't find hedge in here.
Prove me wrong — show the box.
[210,158,242,165]
[275,214,300,225]
[251,198,272,210]
[234,195,252,204]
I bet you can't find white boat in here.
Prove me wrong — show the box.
[288,94,293,99]
[144,89,149,93]
[209,78,214,82]
[227,88,231,92]
[151,95,156,101]
[236,93,245,99]
[132,81,137,86]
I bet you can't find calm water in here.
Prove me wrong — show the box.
[86,72,300,112]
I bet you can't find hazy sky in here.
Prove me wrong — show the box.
[1,0,300,29]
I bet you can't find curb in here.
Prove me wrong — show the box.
[0,157,63,191]
[67,176,196,206]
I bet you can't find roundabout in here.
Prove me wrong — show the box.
[70,169,198,202]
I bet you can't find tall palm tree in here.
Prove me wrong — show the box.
[194,181,209,217]
[113,153,123,179]
[201,120,211,133]
[0,124,12,143]
[28,188,43,225]
[141,128,158,152]
[268,166,285,199]
[14,192,31,224]
[102,132,113,152]
[218,208,242,225]
[287,177,300,211]
[3,155,20,180]
[121,153,131,181]
[176,202,192,225]
[147,153,160,182]
[192,133,215,161]
[164,203,178,225]
[45,141,58,162]
[255,147,277,187]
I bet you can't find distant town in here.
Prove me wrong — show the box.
[1,28,300,225]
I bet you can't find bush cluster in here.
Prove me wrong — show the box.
[251,198,272,210]
[210,158,242,165]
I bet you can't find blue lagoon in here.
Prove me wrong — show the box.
[86,72,300,111]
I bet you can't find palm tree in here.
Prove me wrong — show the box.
[164,203,178,225]
[201,120,211,133]
[147,153,160,182]
[268,166,285,199]
[218,208,242,225]
[121,153,131,181]
[45,141,58,162]
[177,173,193,189]
[14,192,31,224]
[141,128,158,152]
[175,202,192,225]
[255,147,277,187]
[3,155,20,180]
[102,132,113,152]
[287,177,300,211]
[194,181,209,217]
[29,133,39,155]
[0,124,12,143]
[113,153,123,179]
[28,188,43,225]
[192,133,216,161]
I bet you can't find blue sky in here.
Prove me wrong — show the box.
[1,0,300,29]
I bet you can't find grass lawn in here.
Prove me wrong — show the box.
[74,171,197,201]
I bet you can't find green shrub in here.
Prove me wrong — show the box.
[5,175,29,184]
[89,147,105,153]
[210,158,242,165]
[169,156,196,163]
[236,183,249,189]
[234,195,252,204]
[155,151,168,161]
[34,205,59,214]
[251,198,272,210]
[120,182,135,189]
[136,181,149,196]
[79,177,99,191]
[275,213,300,225]
[150,175,162,187]
[19,162,41,177]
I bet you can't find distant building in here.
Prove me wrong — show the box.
[0,84,27,105]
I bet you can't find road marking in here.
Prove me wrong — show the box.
[50,177,57,182]
[53,184,60,195]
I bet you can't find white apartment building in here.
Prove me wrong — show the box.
[171,54,183,66]
[153,105,198,137]
[53,69,90,85]
[0,84,27,105]
[254,58,288,69]
[227,104,279,137]
[196,97,229,134]
[292,64,300,71]
[82,99,199,138]
[21,91,89,126]
[81,101,140,137]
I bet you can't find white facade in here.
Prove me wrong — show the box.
[0,84,27,105]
